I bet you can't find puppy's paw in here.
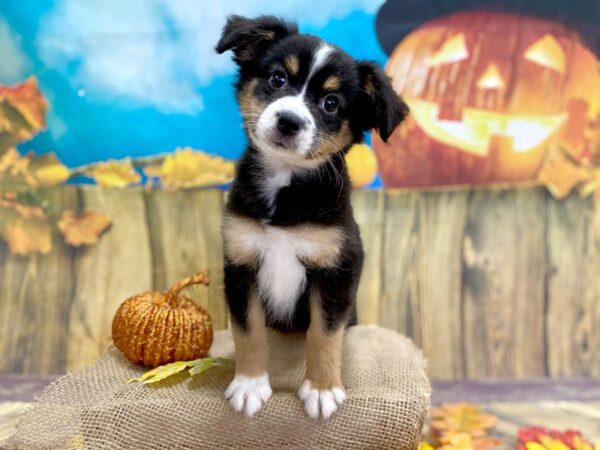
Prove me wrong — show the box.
[225,373,272,417]
[298,380,346,420]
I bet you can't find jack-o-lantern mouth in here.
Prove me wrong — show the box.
[405,97,568,156]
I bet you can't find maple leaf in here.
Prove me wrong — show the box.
[58,210,112,247]
[431,403,497,439]
[88,158,141,188]
[0,77,48,152]
[537,152,591,199]
[30,152,70,186]
[519,427,595,450]
[2,217,52,255]
[145,147,235,189]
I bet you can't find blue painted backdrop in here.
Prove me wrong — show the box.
[0,0,386,168]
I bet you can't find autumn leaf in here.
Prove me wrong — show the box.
[58,210,111,247]
[419,442,435,450]
[537,152,591,199]
[519,427,596,450]
[431,403,497,439]
[127,357,234,384]
[2,217,52,255]
[30,152,70,186]
[88,158,141,188]
[144,147,235,189]
[0,77,48,152]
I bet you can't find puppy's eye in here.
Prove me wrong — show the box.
[321,94,339,114]
[270,70,287,89]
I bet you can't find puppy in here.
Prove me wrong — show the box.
[216,15,407,420]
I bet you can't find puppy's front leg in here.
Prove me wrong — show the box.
[224,270,271,417]
[299,289,347,420]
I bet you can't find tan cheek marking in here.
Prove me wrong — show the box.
[308,121,352,160]
[238,78,264,122]
[222,212,263,267]
[323,76,341,91]
[284,55,299,76]
[231,289,269,377]
[305,291,345,389]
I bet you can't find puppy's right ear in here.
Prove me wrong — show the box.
[216,15,298,65]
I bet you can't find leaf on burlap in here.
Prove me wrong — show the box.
[58,210,112,247]
[127,357,234,384]
[537,152,592,199]
[0,77,48,152]
[144,147,235,189]
[30,152,70,186]
[430,403,497,438]
[127,360,195,384]
[88,158,141,188]
[188,357,234,376]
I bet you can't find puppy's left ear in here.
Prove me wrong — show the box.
[356,61,409,142]
[215,15,298,65]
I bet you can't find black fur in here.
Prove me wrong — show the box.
[218,16,407,333]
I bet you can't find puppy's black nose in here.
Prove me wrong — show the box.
[277,112,304,136]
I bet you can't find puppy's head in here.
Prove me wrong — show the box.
[216,15,408,169]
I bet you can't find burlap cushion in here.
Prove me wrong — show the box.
[7,325,430,449]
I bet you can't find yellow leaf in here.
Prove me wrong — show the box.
[526,443,549,450]
[418,442,435,450]
[58,210,112,247]
[2,217,52,255]
[89,158,140,188]
[30,153,70,186]
[127,360,195,384]
[539,436,571,450]
[147,147,235,189]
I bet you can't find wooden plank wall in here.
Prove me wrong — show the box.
[0,185,598,380]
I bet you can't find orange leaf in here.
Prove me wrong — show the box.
[89,158,140,188]
[537,153,592,199]
[58,210,112,247]
[2,217,51,255]
[431,403,498,438]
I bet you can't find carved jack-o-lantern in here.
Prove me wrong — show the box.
[373,12,600,187]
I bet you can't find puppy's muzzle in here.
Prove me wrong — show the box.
[276,112,305,137]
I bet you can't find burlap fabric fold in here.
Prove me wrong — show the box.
[7,325,430,449]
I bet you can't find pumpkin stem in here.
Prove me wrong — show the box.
[165,271,210,304]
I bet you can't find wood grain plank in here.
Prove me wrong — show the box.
[66,186,153,372]
[145,189,228,329]
[0,187,78,374]
[416,190,469,380]
[546,193,600,377]
[462,187,546,378]
[379,191,420,337]
[351,190,384,325]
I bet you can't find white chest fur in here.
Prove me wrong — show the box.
[223,214,344,322]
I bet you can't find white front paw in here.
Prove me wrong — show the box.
[298,380,346,420]
[225,373,272,417]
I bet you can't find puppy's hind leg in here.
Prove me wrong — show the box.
[224,266,271,417]
[299,288,348,420]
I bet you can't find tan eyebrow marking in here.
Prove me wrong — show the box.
[323,76,341,91]
[284,55,299,75]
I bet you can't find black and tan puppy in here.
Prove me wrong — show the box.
[216,15,407,420]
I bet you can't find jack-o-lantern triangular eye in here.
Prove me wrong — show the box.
[426,33,469,67]
[524,34,566,74]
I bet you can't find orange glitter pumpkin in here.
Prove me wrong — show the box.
[112,272,213,368]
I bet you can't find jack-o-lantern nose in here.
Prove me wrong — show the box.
[477,63,505,90]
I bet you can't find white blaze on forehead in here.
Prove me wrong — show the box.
[301,43,334,96]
